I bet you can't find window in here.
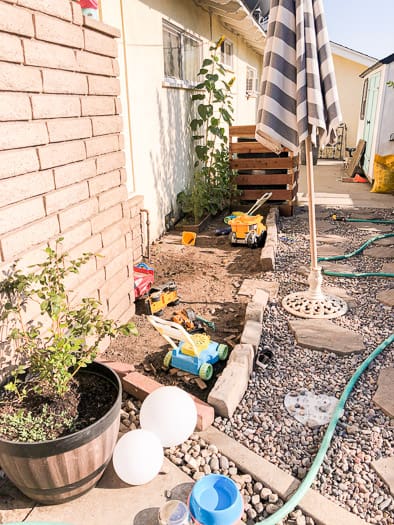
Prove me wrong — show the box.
[162,21,201,84]
[220,40,233,69]
[360,78,369,120]
[246,66,259,96]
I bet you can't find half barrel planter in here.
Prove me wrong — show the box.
[0,361,121,504]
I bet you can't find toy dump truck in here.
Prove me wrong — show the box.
[227,192,271,248]
[229,214,267,248]
[147,316,228,381]
[145,281,179,315]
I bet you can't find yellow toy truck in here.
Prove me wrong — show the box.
[145,281,179,315]
[229,214,267,248]
[227,192,271,248]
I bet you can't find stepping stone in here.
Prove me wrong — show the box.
[320,262,354,274]
[316,234,347,244]
[371,456,394,496]
[376,288,394,307]
[317,244,344,257]
[373,236,394,246]
[315,222,335,233]
[382,262,394,273]
[322,286,355,308]
[238,279,279,300]
[365,246,394,258]
[289,319,364,355]
[373,368,394,417]
[357,224,393,233]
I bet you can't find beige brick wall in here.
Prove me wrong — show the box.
[0,0,144,379]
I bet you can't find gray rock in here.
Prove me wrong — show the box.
[373,369,394,417]
[376,288,394,307]
[208,362,250,418]
[288,319,364,354]
[371,456,394,496]
[266,503,280,514]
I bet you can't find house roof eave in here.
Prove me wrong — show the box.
[193,0,266,55]
[360,53,394,78]
[330,41,377,68]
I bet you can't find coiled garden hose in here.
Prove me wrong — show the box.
[256,333,394,525]
[318,232,394,278]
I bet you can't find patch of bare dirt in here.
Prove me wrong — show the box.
[103,213,265,402]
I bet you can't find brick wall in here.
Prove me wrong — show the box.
[0,0,143,379]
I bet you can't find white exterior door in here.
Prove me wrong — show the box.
[362,71,381,175]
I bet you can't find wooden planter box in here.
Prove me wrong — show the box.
[174,213,211,233]
[230,125,299,216]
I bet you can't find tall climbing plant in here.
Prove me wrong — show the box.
[177,37,239,222]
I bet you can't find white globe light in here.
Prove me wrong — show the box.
[112,429,164,485]
[140,386,197,447]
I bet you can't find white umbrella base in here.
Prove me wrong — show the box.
[282,291,348,319]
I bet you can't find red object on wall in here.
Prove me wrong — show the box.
[79,0,98,8]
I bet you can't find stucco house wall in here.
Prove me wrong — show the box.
[100,0,264,240]
[0,0,142,379]
[331,44,376,150]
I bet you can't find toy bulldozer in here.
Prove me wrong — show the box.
[171,308,215,333]
[228,192,272,248]
[147,315,228,381]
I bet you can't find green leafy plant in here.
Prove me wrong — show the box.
[0,239,137,399]
[0,406,75,442]
[178,37,239,223]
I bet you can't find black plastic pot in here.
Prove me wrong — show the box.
[0,361,121,504]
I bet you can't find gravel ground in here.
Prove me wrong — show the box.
[213,206,394,524]
[120,396,314,524]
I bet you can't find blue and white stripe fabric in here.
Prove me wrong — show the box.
[256,0,341,153]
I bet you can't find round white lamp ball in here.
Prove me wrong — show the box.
[140,386,197,447]
[112,429,164,485]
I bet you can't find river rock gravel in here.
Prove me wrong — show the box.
[213,206,394,524]
[119,395,314,524]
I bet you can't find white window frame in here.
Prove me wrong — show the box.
[220,39,234,70]
[246,66,259,97]
[162,20,202,88]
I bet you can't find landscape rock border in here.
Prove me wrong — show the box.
[198,426,369,525]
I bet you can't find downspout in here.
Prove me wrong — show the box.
[120,0,136,193]
[140,209,150,261]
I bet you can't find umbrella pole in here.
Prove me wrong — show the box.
[306,135,318,269]
[305,135,324,299]
[281,135,348,319]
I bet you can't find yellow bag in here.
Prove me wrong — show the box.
[370,154,394,193]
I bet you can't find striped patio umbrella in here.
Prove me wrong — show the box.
[255,0,347,318]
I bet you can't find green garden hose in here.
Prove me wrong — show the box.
[256,333,394,525]
[331,214,394,225]
[318,232,394,278]
[256,217,394,523]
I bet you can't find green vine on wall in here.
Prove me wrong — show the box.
[177,37,239,223]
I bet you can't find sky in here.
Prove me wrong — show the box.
[323,0,393,60]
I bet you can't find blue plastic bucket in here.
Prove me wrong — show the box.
[189,474,243,525]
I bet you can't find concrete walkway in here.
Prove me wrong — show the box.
[297,161,394,210]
